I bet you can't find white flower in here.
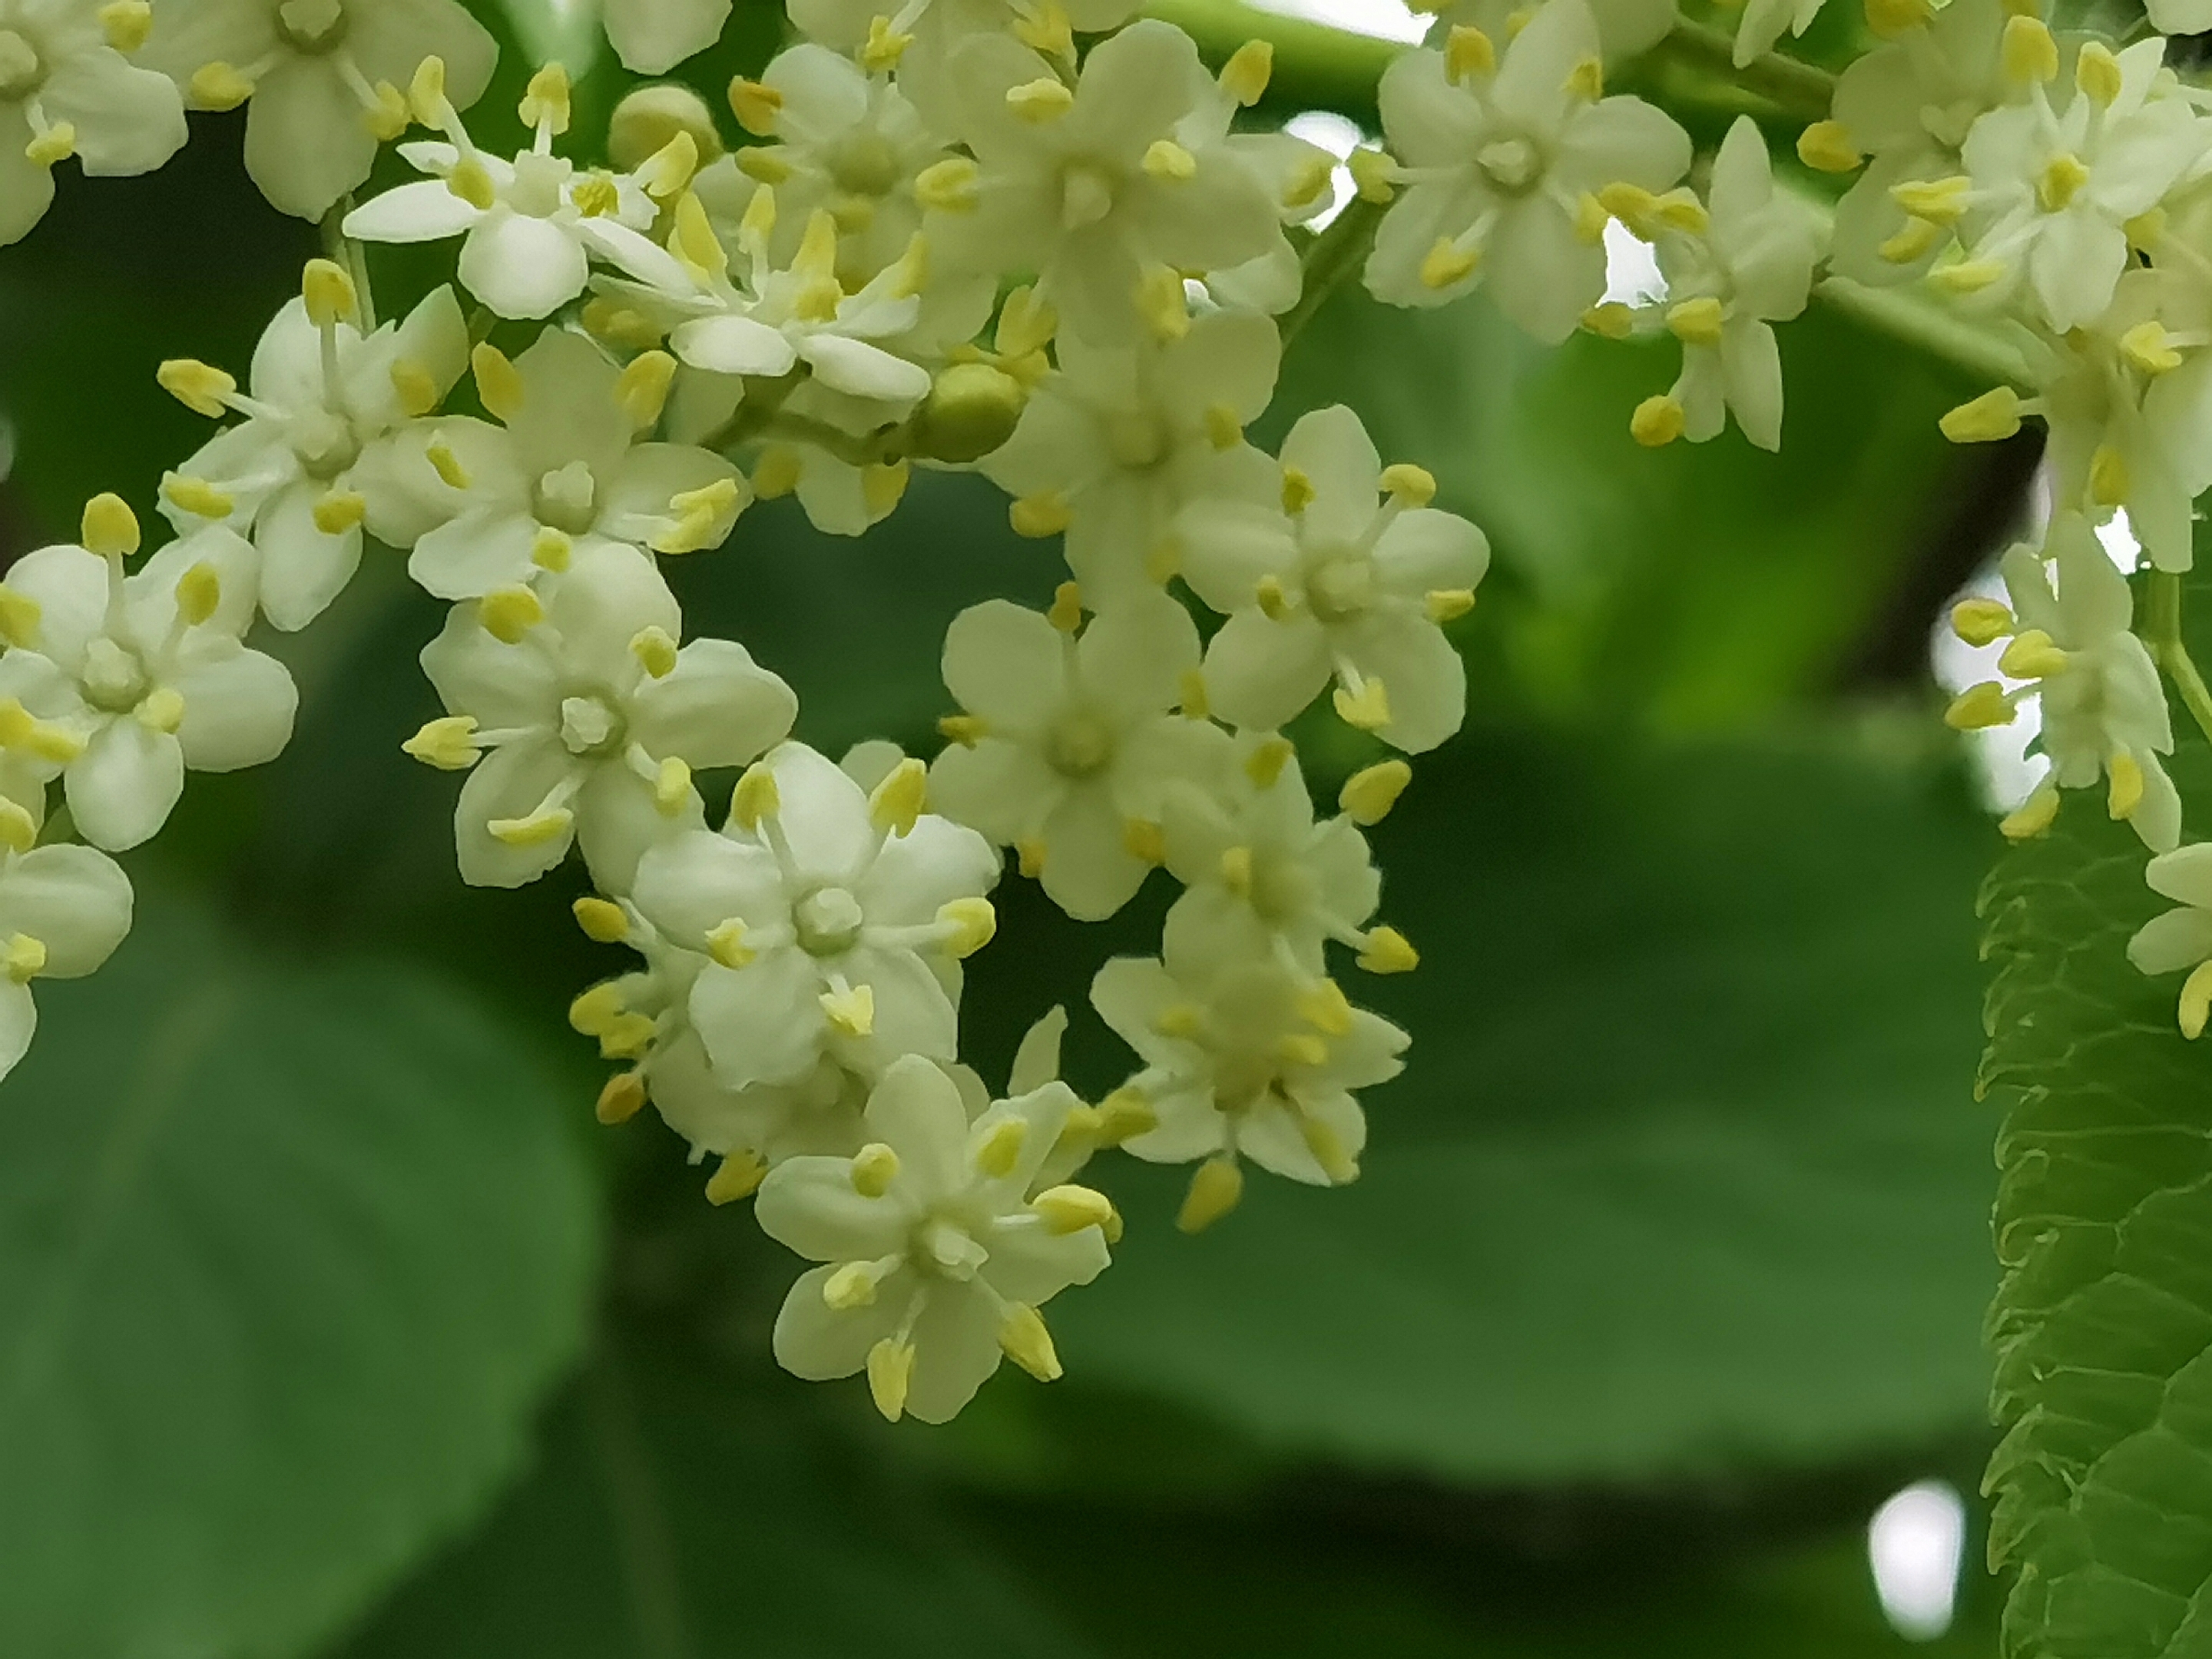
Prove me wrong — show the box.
[1179,405,1488,754]
[2128,844,2212,1038]
[1953,35,2204,333]
[0,0,186,244]
[411,543,797,890]
[1637,117,1821,450]
[0,508,294,852]
[143,0,490,220]
[401,327,747,600]
[929,591,1231,921]
[1731,0,1823,71]
[1426,0,1676,61]
[630,740,1000,1092]
[158,275,470,631]
[343,61,691,320]
[757,1051,1114,1422]
[1091,946,1407,1224]
[1944,511,2177,851]
[979,309,1282,606]
[1159,733,1386,980]
[930,20,1282,346]
[1365,0,1692,342]
[0,792,131,1082]
[601,0,725,74]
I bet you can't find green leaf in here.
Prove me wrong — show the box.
[0,889,601,1659]
[954,727,1998,1482]
[1977,591,2212,1658]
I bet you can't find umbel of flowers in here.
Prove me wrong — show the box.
[9,0,2212,1422]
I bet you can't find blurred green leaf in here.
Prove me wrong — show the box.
[1976,566,2212,1659]
[0,888,601,1659]
[954,725,1997,1482]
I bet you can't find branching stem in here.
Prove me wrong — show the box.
[2147,571,2212,747]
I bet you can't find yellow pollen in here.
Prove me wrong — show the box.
[1347,146,1396,203]
[706,919,754,969]
[188,61,253,110]
[1154,1003,1202,1040]
[1245,736,1295,789]
[302,257,356,326]
[1098,1088,1157,1142]
[175,561,220,626]
[625,625,677,680]
[1017,836,1047,879]
[568,981,626,1037]
[1582,301,1634,339]
[1219,844,1253,895]
[706,1151,769,1205]
[1255,575,1291,622]
[313,490,367,535]
[488,806,573,847]
[1340,760,1412,825]
[866,1337,914,1422]
[851,1141,900,1197]
[135,687,184,734]
[478,586,544,644]
[1630,394,1686,447]
[98,0,151,51]
[572,896,629,942]
[823,1261,880,1310]
[389,359,440,417]
[1177,1157,1243,1234]
[1280,466,1315,516]
[472,343,524,422]
[530,527,571,571]
[0,586,37,650]
[1667,296,1725,346]
[595,1069,647,1125]
[1564,55,1601,99]
[3,933,45,984]
[423,439,469,491]
[938,896,996,959]
[1878,217,1946,264]
[1939,386,2023,443]
[726,75,782,136]
[2089,444,2130,507]
[2108,751,2146,821]
[364,80,409,141]
[1889,174,1971,226]
[1333,677,1390,730]
[614,349,677,429]
[861,15,913,71]
[1143,139,1197,180]
[2076,39,2121,104]
[2002,15,2058,83]
[81,492,141,556]
[1358,925,1419,974]
[731,763,780,831]
[1299,979,1356,1037]
[1419,237,1480,290]
[1006,77,1074,122]
[1302,1114,1359,1183]
[1220,38,1273,104]
[1943,680,2014,730]
[1122,817,1166,866]
[1445,23,1495,80]
[402,714,480,770]
[1999,786,2059,841]
[1204,402,1244,451]
[1048,581,1083,634]
[2179,959,2212,1040]
[915,156,978,211]
[409,56,448,125]
[446,157,495,211]
[1280,1032,1329,1067]
[1134,265,1189,343]
[1950,598,2015,647]
[937,713,988,747]
[2036,153,2088,214]
[161,475,233,519]
[1380,462,1436,506]
[519,62,571,134]
[1033,1184,1114,1234]
[157,359,236,418]
[0,799,35,856]
[2122,321,2184,376]
[654,757,691,815]
[1998,628,2068,679]
[1796,120,1862,173]
[1426,588,1475,624]
[999,1305,1063,1382]
[975,1116,1028,1180]
[1179,667,1209,720]
[1573,191,1609,245]
[869,757,928,836]
[639,131,698,200]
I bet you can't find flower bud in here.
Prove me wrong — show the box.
[916,362,1025,463]
[608,83,721,171]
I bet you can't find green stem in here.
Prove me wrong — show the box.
[320,200,377,331]
[1281,195,1386,350]
[1647,17,1836,124]
[1139,0,1403,109]
[2147,571,2212,746]
[1811,273,2034,389]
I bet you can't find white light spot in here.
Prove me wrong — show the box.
[1869,1480,1967,1642]
[1249,0,1429,41]
[1286,109,1364,229]
[1602,220,1666,306]
[2096,507,2141,571]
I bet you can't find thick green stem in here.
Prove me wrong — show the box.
[2147,571,2212,747]
[320,199,377,331]
[1811,273,2034,389]
[1140,0,1402,108]
[1647,17,1836,123]
[1282,194,1386,350]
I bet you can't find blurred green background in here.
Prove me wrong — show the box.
[0,1,2045,1652]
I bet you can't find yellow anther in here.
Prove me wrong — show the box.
[519,61,571,134]
[937,714,988,750]
[0,586,37,650]
[1144,537,1183,584]
[471,342,523,422]
[616,625,674,682]
[157,358,237,418]
[737,448,796,508]
[613,349,677,429]
[2179,959,2212,1040]
[1666,296,1725,346]
[1426,588,1476,624]
[1280,466,1316,517]
[732,145,790,185]
[1202,402,1244,451]
[1581,301,1634,339]
[731,763,780,832]
[638,131,698,200]
[1017,836,1047,879]
[866,1336,915,1422]
[1358,925,1419,974]
[598,1009,657,1059]
[1098,1088,1157,1142]
[1009,0,1073,54]
[1377,463,1435,508]
[98,0,151,51]
[975,1115,1028,1180]
[914,156,978,212]
[567,981,626,1037]
[822,1260,881,1310]
[2036,152,2088,214]
[1177,667,1209,720]
[862,461,909,518]
[2089,444,2130,507]
[1124,818,1166,866]
[595,1069,647,1125]
[998,1304,1063,1382]
[1134,264,1189,343]
[1142,137,1200,184]
[2127,208,2167,251]
[861,12,913,69]
[1630,394,1685,448]
[402,714,481,770]
[1638,187,1707,236]
[409,55,448,125]
[1219,843,1253,895]
[1419,237,1480,290]
[1007,76,1073,121]
[1339,759,1412,824]
[1943,680,2015,730]
[1245,735,1295,789]
[572,896,629,942]
[364,80,409,140]
[1939,386,2023,443]
[867,757,927,837]
[654,477,746,555]
[1573,190,1610,245]
[1005,491,1072,541]
[1299,978,1356,1038]
[389,359,440,417]
[1951,598,2015,647]
[424,439,470,490]
[488,806,573,847]
[0,698,80,763]
[581,301,661,350]
[654,756,691,815]
[1998,627,2068,679]
[706,1151,769,1205]
[689,910,750,968]
[3,933,45,984]
[1203,38,1270,106]
[822,982,875,1036]
[2076,39,2121,104]
[2122,320,2184,376]
[1796,120,1862,174]
[1154,1002,1203,1041]
[1302,1113,1359,1182]
[1334,677,1390,730]
[1048,581,1083,634]
[2108,750,2145,821]
[1864,0,1930,31]
[1280,1031,1329,1068]
[1999,785,2059,841]
[2002,15,2057,83]
[135,687,184,733]
[1347,146,1396,204]
[1878,216,1946,264]
[161,475,233,519]
[478,586,543,644]
[175,560,220,626]
[664,193,727,286]
[1445,23,1495,80]
[1177,1157,1243,1234]
[530,527,571,572]
[303,490,367,540]
[724,75,782,137]
[932,896,994,960]
[1033,1183,1114,1234]
[569,174,620,220]
[446,157,495,210]
[302,257,356,327]
[0,798,35,856]
[188,61,253,109]
[851,1141,900,1197]
[1890,174,1971,226]
[1564,55,1601,100]
[81,492,140,556]
[1255,575,1291,622]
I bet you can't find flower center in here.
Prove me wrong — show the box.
[1104,412,1166,470]
[508,151,570,217]
[1476,135,1541,193]
[794,886,864,955]
[1060,161,1118,230]
[292,409,360,480]
[275,0,347,53]
[1304,551,1374,622]
[1045,706,1116,777]
[830,132,899,197]
[558,694,624,757]
[535,461,598,534]
[914,1214,989,1280]
[0,31,41,100]
[81,637,148,714]
[1247,849,1316,924]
